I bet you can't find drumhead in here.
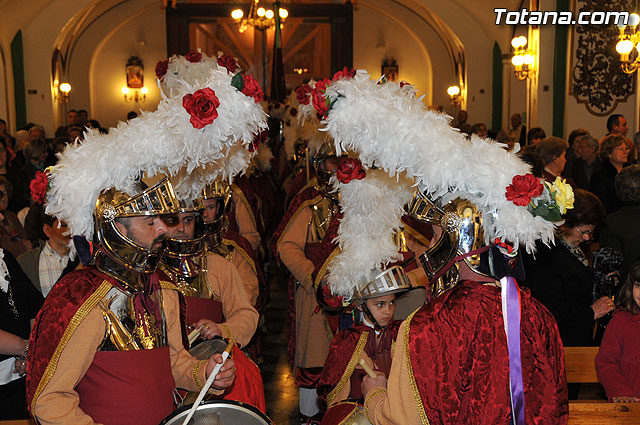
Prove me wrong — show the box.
[161,400,273,425]
[190,337,228,360]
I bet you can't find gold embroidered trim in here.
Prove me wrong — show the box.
[402,224,432,248]
[30,280,114,412]
[327,331,370,405]
[222,238,257,275]
[232,184,258,230]
[158,279,178,290]
[404,310,430,425]
[333,402,362,425]
[364,387,388,422]
[219,323,232,340]
[314,247,341,289]
[276,195,324,250]
[193,359,208,389]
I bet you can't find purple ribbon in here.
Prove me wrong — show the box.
[501,275,526,425]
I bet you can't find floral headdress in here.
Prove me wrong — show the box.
[315,70,570,297]
[46,57,267,240]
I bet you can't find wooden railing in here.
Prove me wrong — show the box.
[565,346,640,424]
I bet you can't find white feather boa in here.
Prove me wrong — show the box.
[322,70,555,259]
[328,169,414,298]
[47,67,267,240]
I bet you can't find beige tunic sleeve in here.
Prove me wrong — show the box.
[364,320,423,425]
[233,192,261,251]
[163,289,207,391]
[230,250,259,307]
[277,207,315,289]
[206,254,259,348]
[33,306,106,425]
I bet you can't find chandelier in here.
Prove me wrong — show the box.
[231,0,288,33]
[616,13,640,74]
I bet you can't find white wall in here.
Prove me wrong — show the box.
[354,2,433,104]
[67,1,164,129]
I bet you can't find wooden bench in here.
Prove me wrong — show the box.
[565,346,640,424]
[0,420,35,425]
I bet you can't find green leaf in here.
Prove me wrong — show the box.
[231,73,245,91]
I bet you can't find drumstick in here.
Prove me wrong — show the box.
[359,358,378,378]
[181,339,235,425]
[188,325,204,346]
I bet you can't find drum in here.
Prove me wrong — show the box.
[160,400,273,425]
[320,402,372,425]
[190,337,229,360]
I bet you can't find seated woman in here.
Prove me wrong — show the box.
[595,261,640,403]
[316,265,410,410]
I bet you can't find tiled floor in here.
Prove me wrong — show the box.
[261,266,300,425]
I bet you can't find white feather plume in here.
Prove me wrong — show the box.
[255,142,274,172]
[47,66,267,240]
[322,70,555,257]
[328,169,414,297]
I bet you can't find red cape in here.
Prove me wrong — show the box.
[407,280,569,424]
[26,267,117,412]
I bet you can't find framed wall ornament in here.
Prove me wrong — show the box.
[569,0,634,116]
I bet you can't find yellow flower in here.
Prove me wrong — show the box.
[551,177,574,214]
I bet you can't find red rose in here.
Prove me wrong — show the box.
[241,74,264,103]
[30,171,49,204]
[505,174,544,207]
[336,158,366,184]
[248,130,267,153]
[182,88,220,129]
[217,54,237,73]
[400,81,411,88]
[311,78,331,118]
[295,84,312,105]
[332,66,356,81]
[155,60,168,80]
[185,50,202,63]
[322,285,344,309]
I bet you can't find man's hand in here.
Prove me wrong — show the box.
[362,372,387,398]
[205,353,236,391]
[612,396,640,403]
[193,319,222,340]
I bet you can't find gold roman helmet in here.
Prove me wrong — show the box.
[162,197,206,280]
[313,141,340,192]
[408,190,488,298]
[94,177,180,275]
[201,180,232,249]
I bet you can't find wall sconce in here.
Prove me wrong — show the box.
[616,13,640,74]
[511,36,535,80]
[447,85,461,106]
[122,86,148,103]
[293,67,308,75]
[55,82,71,104]
[122,56,146,103]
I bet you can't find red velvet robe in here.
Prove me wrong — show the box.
[317,322,402,406]
[407,280,568,424]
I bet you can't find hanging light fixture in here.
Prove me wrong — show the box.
[231,0,288,33]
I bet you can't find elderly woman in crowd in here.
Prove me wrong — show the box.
[0,249,44,419]
[590,134,630,213]
[536,136,571,184]
[523,189,613,348]
[0,177,30,258]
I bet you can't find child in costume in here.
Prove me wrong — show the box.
[317,265,410,408]
[596,260,640,402]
